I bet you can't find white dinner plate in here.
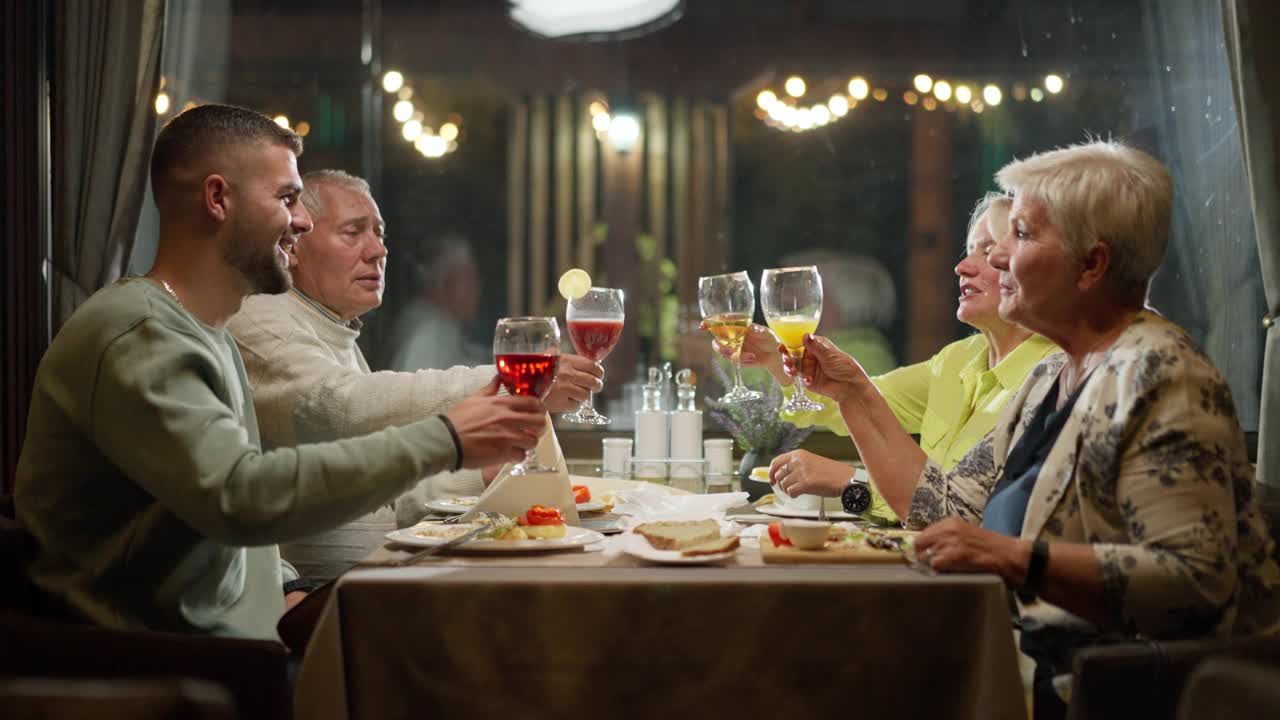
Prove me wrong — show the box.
[423,496,480,514]
[386,524,605,553]
[619,532,739,565]
[423,497,606,515]
[754,504,859,521]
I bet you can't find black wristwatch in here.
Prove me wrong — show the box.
[841,476,872,515]
[1016,540,1050,603]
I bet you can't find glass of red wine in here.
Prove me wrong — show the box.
[563,287,625,425]
[494,316,561,474]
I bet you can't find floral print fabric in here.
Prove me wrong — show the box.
[907,310,1280,642]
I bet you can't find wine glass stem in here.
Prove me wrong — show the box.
[580,392,595,414]
[732,352,748,390]
[789,351,807,402]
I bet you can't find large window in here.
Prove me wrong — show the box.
[136,0,1266,433]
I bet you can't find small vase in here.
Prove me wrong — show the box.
[738,449,771,501]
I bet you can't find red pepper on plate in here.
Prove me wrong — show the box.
[520,504,565,526]
[767,522,792,547]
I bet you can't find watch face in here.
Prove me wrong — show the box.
[842,482,872,514]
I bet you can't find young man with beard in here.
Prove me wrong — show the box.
[15,105,546,640]
[226,170,604,574]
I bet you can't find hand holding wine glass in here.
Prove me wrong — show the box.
[780,333,872,405]
[494,316,561,474]
[444,378,547,468]
[761,266,825,413]
[698,271,763,403]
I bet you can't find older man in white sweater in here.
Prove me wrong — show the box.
[227,170,603,577]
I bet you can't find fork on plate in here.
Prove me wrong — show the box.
[395,511,505,566]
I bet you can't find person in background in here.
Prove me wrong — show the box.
[786,140,1280,715]
[387,233,486,372]
[15,105,546,640]
[721,194,1058,523]
[227,170,603,576]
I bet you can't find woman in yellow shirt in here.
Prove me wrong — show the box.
[729,193,1059,517]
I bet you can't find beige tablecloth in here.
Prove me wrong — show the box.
[294,549,1026,720]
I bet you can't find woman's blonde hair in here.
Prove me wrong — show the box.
[965,192,1013,252]
[995,139,1171,298]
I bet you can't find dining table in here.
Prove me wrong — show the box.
[292,478,1028,720]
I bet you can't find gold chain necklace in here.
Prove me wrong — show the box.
[149,276,184,309]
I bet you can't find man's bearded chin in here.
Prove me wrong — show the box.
[226,239,293,295]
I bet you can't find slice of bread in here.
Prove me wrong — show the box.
[634,520,722,550]
[680,535,740,557]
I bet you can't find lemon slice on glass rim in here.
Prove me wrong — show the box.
[557,268,592,300]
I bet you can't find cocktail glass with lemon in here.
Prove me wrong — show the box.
[558,269,625,424]
[761,266,825,413]
[698,271,763,403]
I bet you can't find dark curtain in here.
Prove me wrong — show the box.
[51,0,166,331]
[1,1,50,497]
[1222,0,1280,486]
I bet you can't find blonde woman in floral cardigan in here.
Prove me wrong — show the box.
[781,140,1280,715]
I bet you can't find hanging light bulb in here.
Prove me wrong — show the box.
[381,70,404,93]
[848,77,869,100]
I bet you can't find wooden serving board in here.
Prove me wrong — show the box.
[759,529,918,565]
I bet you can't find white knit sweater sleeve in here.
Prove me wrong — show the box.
[230,308,494,446]
[229,296,494,506]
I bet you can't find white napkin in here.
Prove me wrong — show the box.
[461,417,581,525]
[609,486,748,528]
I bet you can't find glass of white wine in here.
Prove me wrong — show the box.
[761,266,825,413]
[698,271,763,403]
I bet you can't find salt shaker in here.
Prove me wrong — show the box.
[703,438,735,493]
[602,438,632,479]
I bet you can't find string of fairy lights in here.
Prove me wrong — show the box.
[380,70,462,159]
[152,68,1069,146]
[755,72,1067,132]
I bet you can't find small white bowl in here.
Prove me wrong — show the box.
[781,518,832,550]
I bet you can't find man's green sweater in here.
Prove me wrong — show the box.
[17,279,459,639]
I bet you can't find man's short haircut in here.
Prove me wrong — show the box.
[300,169,372,219]
[150,104,303,200]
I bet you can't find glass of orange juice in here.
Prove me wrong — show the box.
[761,266,824,413]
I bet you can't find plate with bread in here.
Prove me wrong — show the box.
[621,520,741,565]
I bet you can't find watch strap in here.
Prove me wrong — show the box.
[1016,540,1050,603]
